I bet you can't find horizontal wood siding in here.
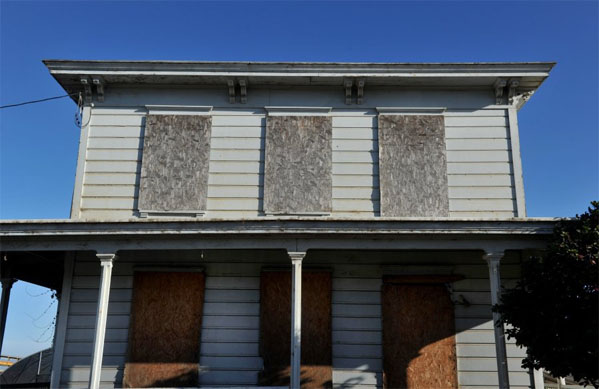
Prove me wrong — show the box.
[452,252,530,389]
[332,112,379,217]
[79,101,516,219]
[332,271,383,388]
[199,274,261,385]
[60,250,529,389]
[60,252,131,388]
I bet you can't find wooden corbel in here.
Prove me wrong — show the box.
[356,79,365,105]
[227,80,236,103]
[226,79,248,104]
[80,77,92,104]
[92,76,105,102]
[494,78,507,105]
[238,79,247,104]
[508,79,520,105]
[344,79,353,105]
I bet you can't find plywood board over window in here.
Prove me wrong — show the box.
[264,114,332,215]
[123,271,205,388]
[138,114,212,216]
[259,270,332,388]
[382,275,458,389]
[378,111,449,216]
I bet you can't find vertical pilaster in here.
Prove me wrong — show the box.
[507,107,527,217]
[89,253,116,389]
[71,104,92,219]
[485,251,510,389]
[0,278,16,354]
[288,251,305,389]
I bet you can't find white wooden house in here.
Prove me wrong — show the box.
[0,60,557,389]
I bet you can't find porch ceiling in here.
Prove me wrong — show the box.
[0,251,64,291]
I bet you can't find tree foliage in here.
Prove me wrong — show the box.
[495,201,599,387]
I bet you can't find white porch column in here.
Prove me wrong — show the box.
[0,278,16,354]
[533,368,545,389]
[89,253,116,389]
[288,251,305,389]
[485,251,510,389]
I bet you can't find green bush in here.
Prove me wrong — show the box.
[495,201,599,387]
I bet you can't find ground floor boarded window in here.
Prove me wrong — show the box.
[382,276,458,389]
[123,271,205,388]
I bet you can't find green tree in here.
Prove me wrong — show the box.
[495,202,599,387]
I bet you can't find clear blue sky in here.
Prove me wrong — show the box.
[0,0,597,357]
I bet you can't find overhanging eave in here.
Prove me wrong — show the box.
[0,218,558,253]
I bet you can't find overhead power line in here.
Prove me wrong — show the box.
[0,93,79,109]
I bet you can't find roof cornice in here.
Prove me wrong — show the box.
[43,59,555,75]
[43,60,555,108]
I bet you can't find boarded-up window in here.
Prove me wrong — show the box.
[124,271,205,388]
[138,115,211,214]
[259,270,332,388]
[264,116,332,214]
[378,114,449,216]
[382,276,458,389]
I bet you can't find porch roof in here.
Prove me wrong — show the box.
[0,218,558,253]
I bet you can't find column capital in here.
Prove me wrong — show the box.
[288,251,306,263]
[483,250,505,265]
[96,253,117,266]
[0,278,16,290]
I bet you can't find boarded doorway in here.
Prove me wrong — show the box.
[382,276,458,389]
[259,270,332,388]
[123,271,205,388]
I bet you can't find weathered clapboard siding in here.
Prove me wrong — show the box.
[331,111,379,217]
[331,273,383,388]
[199,275,262,385]
[452,255,530,388]
[60,253,132,388]
[206,111,264,218]
[78,103,516,219]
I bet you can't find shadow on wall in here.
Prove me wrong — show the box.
[259,365,332,389]
[382,281,459,388]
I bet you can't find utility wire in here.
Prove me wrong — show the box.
[0,93,79,109]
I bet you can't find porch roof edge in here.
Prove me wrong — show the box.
[0,218,558,237]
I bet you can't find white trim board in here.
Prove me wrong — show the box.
[376,107,446,115]
[265,106,332,116]
[145,105,213,115]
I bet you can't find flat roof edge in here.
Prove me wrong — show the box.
[0,217,563,224]
[43,59,556,75]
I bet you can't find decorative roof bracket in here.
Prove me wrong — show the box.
[80,77,92,104]
[226,79,248,104]
[344,79,353,105]
[494,78,507,105]
[92,76,105,102]
[344,78,365,105]
[356,79,365,105]
[227,80,236,104]
[238,79,247,104]
[508,79,520,105]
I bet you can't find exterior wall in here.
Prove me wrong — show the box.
[59,250,530,388]
[75,86,518,220]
